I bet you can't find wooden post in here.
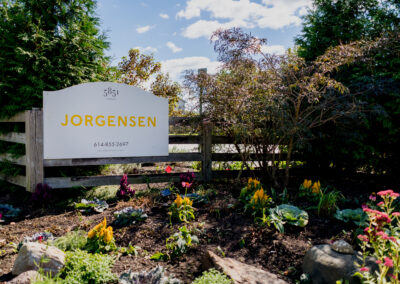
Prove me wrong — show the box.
[201,120,212,182]
[25,108,44,192]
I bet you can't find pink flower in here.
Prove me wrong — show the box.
[181,181,192,188]
[376,260,382,264]
[390,192,400,198]
[360,267,369,272]
[0,213,2,220]
[165,165,172,174]
[392,212,400,217]
[389,274,397,280]
[377,189,394,196]
[369,195,376,201]
[364,227,370,233]
[384,257,393,268]
[362,204,368,209]
[358,235,369,242]
[377,201,384,207]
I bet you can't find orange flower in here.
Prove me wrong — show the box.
[312,181,321,194]
[183,197,193,207]
[303,179,312,189]
[88,217,107,239]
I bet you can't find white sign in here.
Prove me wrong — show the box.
[43,82,168,159]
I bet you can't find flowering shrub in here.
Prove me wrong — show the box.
[356,189,400,283]
[86,218,116,253]
[169,194,195,223]
[31,183,53,206]
[117,174,135,200]
[180,172,195,190]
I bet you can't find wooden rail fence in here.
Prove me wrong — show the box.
[0,109,260,192]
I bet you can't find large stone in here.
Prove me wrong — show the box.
[203,250,288,284]
[8,270,42,284]
[302,244,377,284]
[12,242,65,276]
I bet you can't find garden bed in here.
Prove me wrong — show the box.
[0,167,398,283]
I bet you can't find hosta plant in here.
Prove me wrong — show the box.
[86,218,117,253]
[355,189,400,284]
[334,208,369,227]
[113,207,148,227]
[119,266,181,284]
[268,204,309,233]
[169,194,195,223]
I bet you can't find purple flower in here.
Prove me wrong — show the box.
[117,174,135,200]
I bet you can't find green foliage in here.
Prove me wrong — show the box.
[33,250,116,284]
[317,189,345,217]
[268,204,309,233]
[52,230,87,252]
[0,0,111,118]
[192,269,232,284]
[151,225,199,261]
[119,266,181,284]
[334,208,369,226]
[296,0,400,174]
[60,250,117,284]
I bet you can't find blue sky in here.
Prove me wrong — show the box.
[96,0,312,82]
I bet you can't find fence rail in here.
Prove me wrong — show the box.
[0,109,290,191]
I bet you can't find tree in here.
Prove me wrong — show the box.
[186,28,372,187]
[117,48,161,87]
[151,73,181,115]
[0,0,111,118]
[295,0,400,174]
[117,48,182,115]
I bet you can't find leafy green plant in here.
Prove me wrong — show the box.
[119,266,181,284]
[52,230,87,252]
[113,207,148,227]
[151,225,199,261]
[334,208,369,226]
[268,204,309,233]
[192,268,232,284]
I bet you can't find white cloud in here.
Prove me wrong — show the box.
[166,41,183,53]
[136,25,154,34]
[161,57,222,82]
[135,46,158,53]
[261,44,286,55]
[177,0,311,38]
[160,13,169,19]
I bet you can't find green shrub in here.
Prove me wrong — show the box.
[192,269,232,284]
[52,230,87,252]
[60,250,117,284]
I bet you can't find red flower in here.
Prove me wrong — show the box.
[165,165,172,173]
[38,236,44,243]
[384,257,393,268]
[360,267,369,272]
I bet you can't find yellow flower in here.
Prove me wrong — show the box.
[312,181,321,194]
[183,197,193,207]
[103,226,113,243]
[248,178,260,189]
[174,194,183,207]
[88,217,107,239]
[303,179,312,189]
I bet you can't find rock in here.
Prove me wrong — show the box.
[203,250,288,284]
[8,270,42,284]
[331,240,354,254]
[12,242,65,276]
[303,244,377,284]
[0,238,6,247]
